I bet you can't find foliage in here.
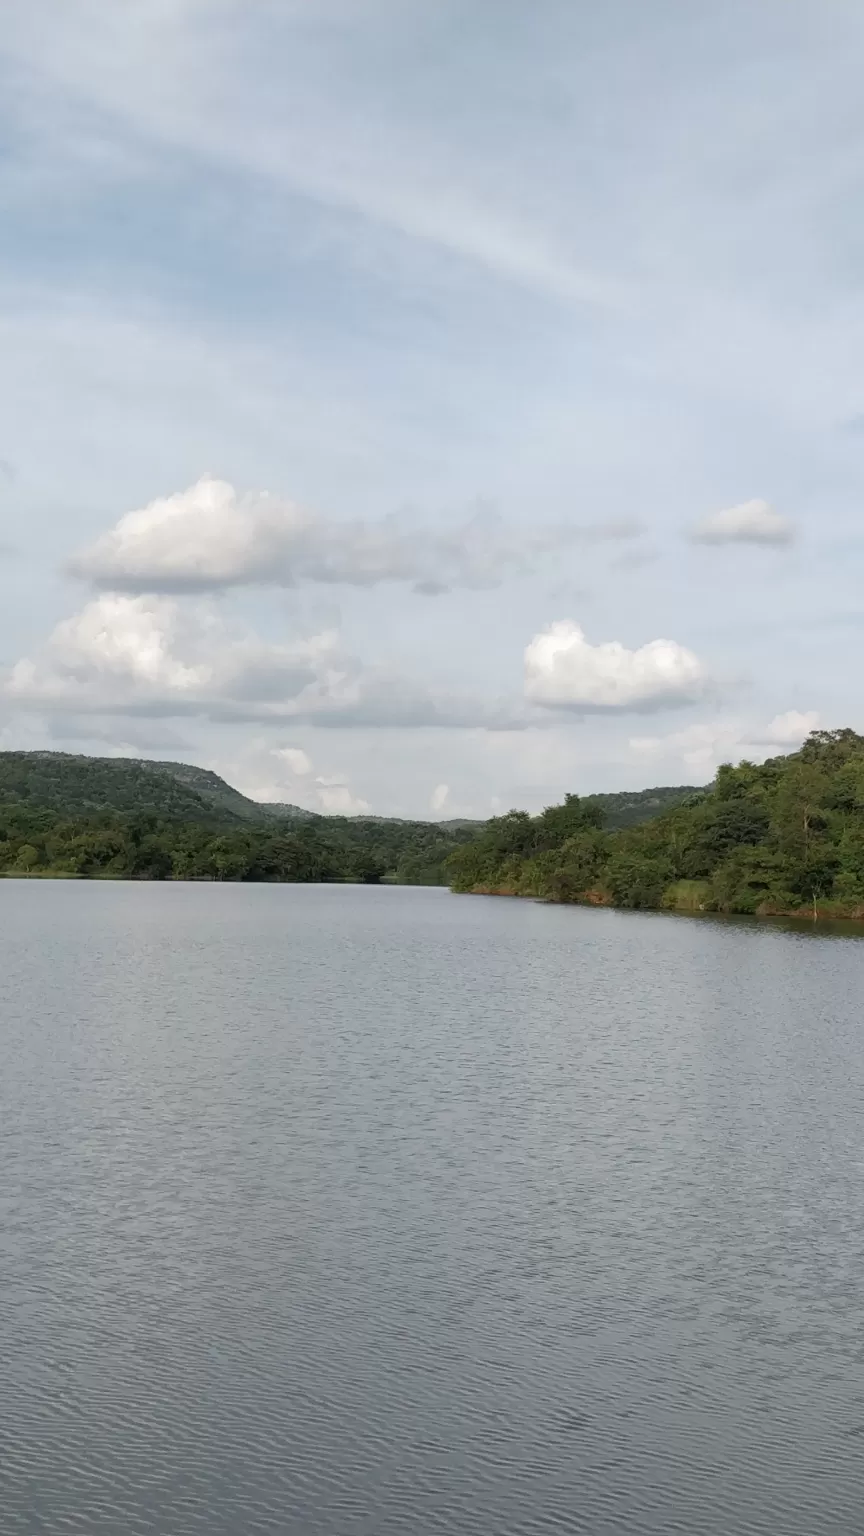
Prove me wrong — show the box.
[446,729,864,919]
[580,784,703,829]
[0,751,309,823]
[0,795,475,886]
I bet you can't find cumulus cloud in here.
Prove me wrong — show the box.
[215,740,370,816]
[3,593,326,713]
[312,776,371,816]
[524,620,705,712]
[273,746,313,778]
[68,476,638,595]
[749,709,821,746]
[256,747,369,814]
[630,710,820,774]
[689,499,793,546]
[2,592,523,730]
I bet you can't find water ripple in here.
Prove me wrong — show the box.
[1,882,864,1533]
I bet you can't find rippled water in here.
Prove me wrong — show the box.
[3,881,864,1533]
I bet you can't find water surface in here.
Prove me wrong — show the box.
[2,881,864,1534]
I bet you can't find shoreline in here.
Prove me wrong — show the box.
[457,884,864,925]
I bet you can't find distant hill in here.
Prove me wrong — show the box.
[0,751,311,824]
[0,750,701,833]
[584,785,703,830]
[142,759,315,823]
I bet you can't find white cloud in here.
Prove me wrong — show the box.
[273,746,312,777]
[216,739,370,815]
[751,709,820,746]
[0,3,617,310]
[524,620,705,713]
[430,782,449,812]
[689,499,794,546]
[630,709,820,775]
[630,722,750,773]
[68,476,630,595]
[2,592,525,730]
[3,593,327,713]
[312,776,370,816]
[70,477,311,590]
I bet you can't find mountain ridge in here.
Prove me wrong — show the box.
[0,749,701,830]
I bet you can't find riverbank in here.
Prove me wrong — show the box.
[455,880,864,923]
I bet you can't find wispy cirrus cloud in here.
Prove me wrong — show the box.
[0,1,619,309]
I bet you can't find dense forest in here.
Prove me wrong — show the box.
[576,783,701,829]
[0,751,475,882]
[446,729,864,919]
[0,801,475,884]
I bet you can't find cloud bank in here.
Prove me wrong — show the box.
[524,620,705,712]
[69,476,638,595]
[2,593,523,730]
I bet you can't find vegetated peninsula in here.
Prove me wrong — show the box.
[446,729,864,920]
[0,750,694,884]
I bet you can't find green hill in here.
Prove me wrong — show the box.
[143,759,314,822]
[0,753,477,884]
[0,751,310,824]
[0,748,713,889]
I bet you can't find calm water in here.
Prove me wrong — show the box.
[3,882,864,1535]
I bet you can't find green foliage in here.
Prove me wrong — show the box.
[0,749,331,824]
[0,758,476,885]
[581,784,703,829]
[447,730,864,919]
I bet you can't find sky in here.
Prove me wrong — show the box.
[1,0,863,819]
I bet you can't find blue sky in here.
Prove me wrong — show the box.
[2,0,864,817]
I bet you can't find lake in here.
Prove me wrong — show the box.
[2,881,864,1534]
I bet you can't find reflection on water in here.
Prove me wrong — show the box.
[2,881,864,1535]
[677,908,864,941]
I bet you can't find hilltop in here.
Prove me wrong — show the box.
[0,750,699,831]
[0,750,474,883]
[0,751,312,824]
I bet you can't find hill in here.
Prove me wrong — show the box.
[0,751,477,884]
[583,784,702,829]
[446,728,864,919]
[0,751,699,832]
[0,751,310,824]
[0,748,711,888]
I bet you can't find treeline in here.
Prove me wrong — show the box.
[446,729,864,919]
[0,804,474,884]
